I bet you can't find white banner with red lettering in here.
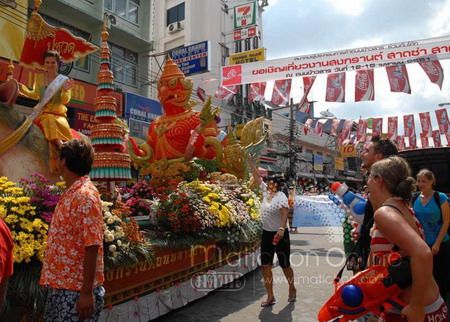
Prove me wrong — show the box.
[355,69,375,101]
[221,36,450,86]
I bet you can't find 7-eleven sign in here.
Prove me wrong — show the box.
[234,1,257,29]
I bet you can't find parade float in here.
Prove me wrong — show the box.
[0,4,266,321]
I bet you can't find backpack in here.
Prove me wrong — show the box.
[412,191,449,235]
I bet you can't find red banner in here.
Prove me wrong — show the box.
[408,134,417,149]
[248,82,266,103]
[447,133,450,147]
[397,136,405,151]
[271,79,291,106]
[432,130,442,147]
[325,72,346,102]
[20,12,98,66]
[372,117,383,137]
[330,119,341,136]
[420,132,429,148]
[419,112,432,137]
[386,65,411,94]
[355,69,374,102]
[403,114,416,138]
[418,59,444,90]
[214,85,238,100]
[303,118,313,135]
[339,119,353,145]
[298,76,316,112]
[356,119,368,144]
[314,119,324,136]
[387,116,398,141]
[435,108,450,135]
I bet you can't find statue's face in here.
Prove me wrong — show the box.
[158,76,193,110]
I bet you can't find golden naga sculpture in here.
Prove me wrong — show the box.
[128,58,222,175]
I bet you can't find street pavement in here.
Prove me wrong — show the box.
[155,227,350,322]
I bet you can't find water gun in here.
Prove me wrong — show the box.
[330,182,366,239]
[318,263,409,321]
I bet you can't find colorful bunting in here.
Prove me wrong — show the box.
[271,79,291,106]
[419,112,432,137]
[386,64,411,94]
[248,82,266,103]
[387,116,398,141]
[418,59,444,90]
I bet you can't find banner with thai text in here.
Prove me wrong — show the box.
[221,35,450,86]
[248,82,266,103]
[372,117,383,137]
[387,116,398,141]
[20,12,98,67]
[418,59,444,89]
[419,112,432,137]
[271,79,291,106]
[386,64,411,93]
[325,72,345,102]
[432,130,442,147]
[355,69,374,101]
[435,108,450,135]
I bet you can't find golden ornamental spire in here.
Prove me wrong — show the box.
[34,0,42,11]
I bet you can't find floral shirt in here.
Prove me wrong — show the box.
[40,176,104,291]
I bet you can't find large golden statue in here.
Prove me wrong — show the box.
[129,58,222,175]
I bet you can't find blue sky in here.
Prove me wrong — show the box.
[262,0,450,133]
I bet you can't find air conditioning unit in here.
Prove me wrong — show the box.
[167,21,184,34]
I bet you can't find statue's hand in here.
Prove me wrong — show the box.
[62,79,74,90]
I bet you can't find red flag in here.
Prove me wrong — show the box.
[397,136,405,151]
[418,59,444,90]
[20,12,98,66]
[386,65,411,94]
[303,118,314,135]
[326,72,346,102]
[339,119,353,145]
[356,119,367,144]
[409,134,417,149]
[403,114,416,138]
[214,85,238,100]
[355,69,374,102]
[248,82,266,103]
[314,120,324,136]
[432,130,442,148]
[419,112,432,137]
[298,76,316,112]
[271,79,291,106]
[372,118,383,137]
[435,108,450,135]
[330,119,341,136]
[420,133,429,148]
[387,116,398,141]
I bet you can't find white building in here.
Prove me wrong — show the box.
[150,0,267,126]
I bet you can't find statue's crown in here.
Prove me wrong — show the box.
[160,57,184,81]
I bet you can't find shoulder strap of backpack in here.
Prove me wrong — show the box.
[411,191,420,205]
[433,191,443,224]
